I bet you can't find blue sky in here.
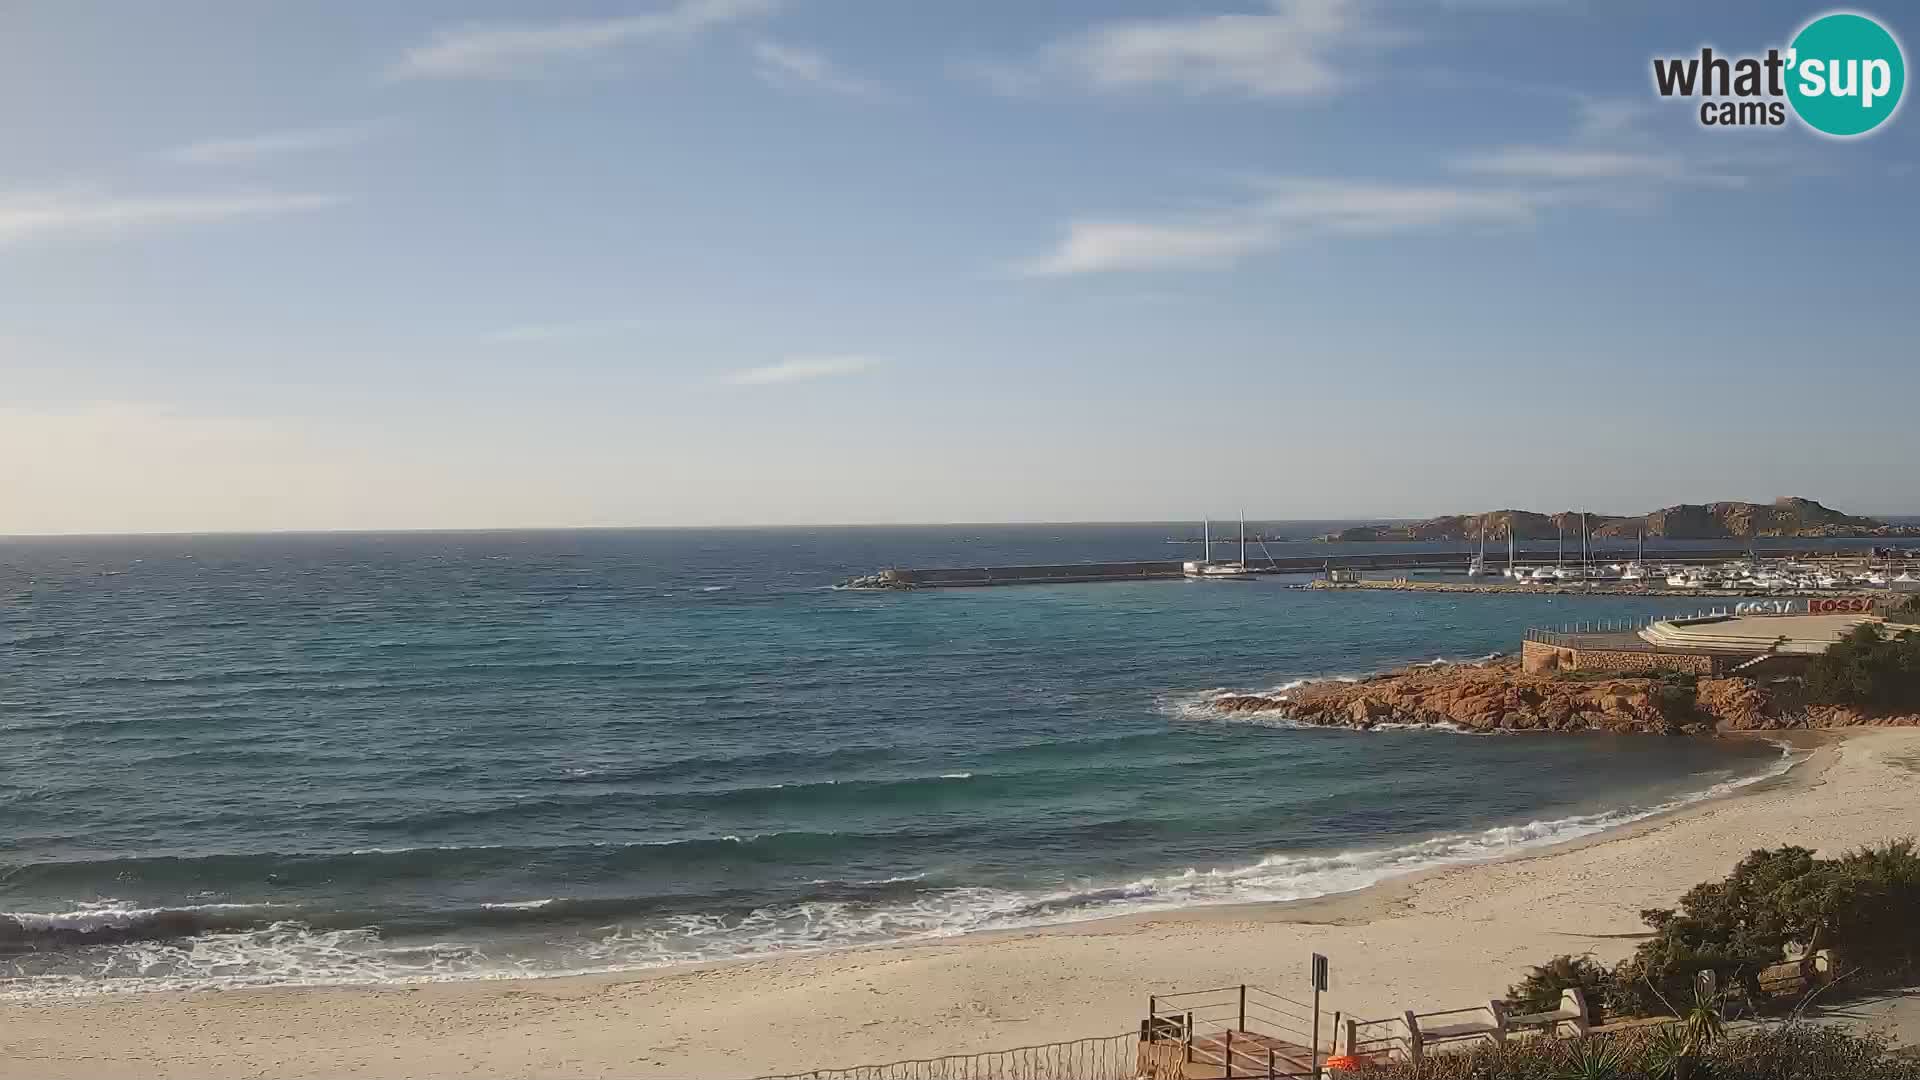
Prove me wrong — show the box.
[3,0,1915,534]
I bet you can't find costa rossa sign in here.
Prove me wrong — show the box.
[1809,596,1877,614]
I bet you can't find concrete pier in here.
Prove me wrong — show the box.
[853,548,1800,589]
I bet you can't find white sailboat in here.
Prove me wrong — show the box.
[1579,511,1590,580]
[1620,531,1647,581]
[1466,518,1487,577]
[1184,516,1256,580]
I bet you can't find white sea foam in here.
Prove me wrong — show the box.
[0,745,1806,1000]
[0,901,284,935]
[480,899,554,912]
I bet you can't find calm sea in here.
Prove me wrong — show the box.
[0,524,1829,995]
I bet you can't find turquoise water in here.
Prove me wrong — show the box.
[0,526,1793,994]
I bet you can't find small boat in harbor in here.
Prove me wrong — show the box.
[1465,522,1488,578]
[1183,517,1256,581]
[1620,532,1648,581]
[1189,563,1256,580]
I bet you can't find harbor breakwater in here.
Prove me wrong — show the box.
[845,548,1781,590]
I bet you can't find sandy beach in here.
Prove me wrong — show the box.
[5,729,1918,1079]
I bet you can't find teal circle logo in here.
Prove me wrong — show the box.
[1787,12,1905,136]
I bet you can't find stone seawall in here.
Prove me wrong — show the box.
[852,547,1863,591]
[899,561,1187,587]
[1521,639,1721,676]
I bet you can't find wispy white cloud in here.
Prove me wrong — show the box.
[1021,221,1274,276]
[1021,85,1791,277]
[1256,180,1543,231]
[481,319,650,344]
[752,40,896,101]
[1452,146,1747,186]
[1453,93,1764,188]
[992,0,1404,99]
[721,356,882,386]
[392,0,777,80]
[162,126,375,166]
[0,190,343,247]
[1019,180,1540,276]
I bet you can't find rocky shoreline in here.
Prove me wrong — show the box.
[1206,658,1918,735]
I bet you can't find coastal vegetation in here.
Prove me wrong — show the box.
[1320,497,1915,543]
[1806,624,1920,712]
[1394,843,1920,1078]
[1505,955,1613,1027]
[1497,837,1920,1022]
[1345,1026,1920,1079]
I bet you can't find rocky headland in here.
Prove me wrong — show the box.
[1320,497,1917,543]
[1206,658,1920,735]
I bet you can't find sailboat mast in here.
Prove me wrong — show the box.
[1557,520,1564,566]
[1582,512,1589,571]
[1203,518,1211,564]
[1240,513,1247,568]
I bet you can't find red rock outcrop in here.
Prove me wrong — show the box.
[1210,660,1917,734]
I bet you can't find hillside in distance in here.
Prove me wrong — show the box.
[1321,498,1915,542]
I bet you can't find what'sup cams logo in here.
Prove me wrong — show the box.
[1652,10,1905,136]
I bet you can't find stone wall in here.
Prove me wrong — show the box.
[1521,639,1719,676]
[1521,640,1573,674]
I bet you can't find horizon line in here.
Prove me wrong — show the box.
[6,510,1919,542]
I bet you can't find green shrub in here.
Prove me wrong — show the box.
[1509,842,1920,1024]
[1342,1025,1920,1079]
[1505,955,1613,1025]
[1805,624,1920,711]
[1706,1025,1920,1080]
[1611,846,1824,1015]
[1804,838,1920,975]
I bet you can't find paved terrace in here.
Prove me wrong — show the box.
[1638,613,1877,654]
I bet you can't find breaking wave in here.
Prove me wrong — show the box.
[0,744,1804,998]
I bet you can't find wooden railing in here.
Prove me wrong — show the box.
[1144,984,1329,1078]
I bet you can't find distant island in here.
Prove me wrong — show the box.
[1320,497,1919,542]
